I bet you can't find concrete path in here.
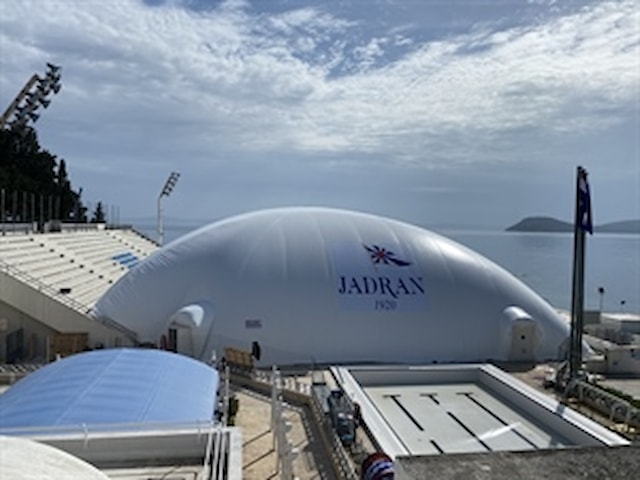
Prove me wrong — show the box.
[234,387,336,479]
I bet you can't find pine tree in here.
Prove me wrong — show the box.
[91,201,106,223]
[0,128,87,222]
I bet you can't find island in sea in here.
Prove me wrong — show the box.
[506,217,640,234]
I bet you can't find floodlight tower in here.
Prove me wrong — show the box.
[157,171,180,246]
[0,63,62,131]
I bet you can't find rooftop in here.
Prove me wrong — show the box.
[332,363,629,460]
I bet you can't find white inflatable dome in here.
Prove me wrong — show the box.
[0,436,109,480]
[94,207,570,365]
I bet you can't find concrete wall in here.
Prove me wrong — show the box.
[0,300,56,362]
[333,364,629,459]
[605,346,640,374]
[601,314,640,335]
[584,310,601,326]
[0,270,134,362]
[619,320,640,335]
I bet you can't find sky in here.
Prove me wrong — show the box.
[1,0,638,230]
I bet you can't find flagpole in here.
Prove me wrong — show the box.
[569,168,580,379]
[569,166,591,379]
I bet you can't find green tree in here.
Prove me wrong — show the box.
[91,201,106,223]
[75,187,88,223]
[56,159,79,221]
[0,127,87,222]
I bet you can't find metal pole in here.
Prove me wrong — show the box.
[569,168,580,379]
[574,228,586,376]
[1,64,62,132]
[157,194,163,245]
[157,172,180,246]
[12,191,17,225]
[39,194,44,231]
[569,167,588,379]
[1,189,5,235]
[0,74,39,129]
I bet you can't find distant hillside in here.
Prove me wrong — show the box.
[506,217,572,232]
[597,220,640,234]
[507,217,640,234]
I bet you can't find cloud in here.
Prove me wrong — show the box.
[0,0,637,173]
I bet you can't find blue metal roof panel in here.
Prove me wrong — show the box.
[0,349,218,429]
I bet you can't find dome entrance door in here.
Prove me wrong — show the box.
[509,320,536,361]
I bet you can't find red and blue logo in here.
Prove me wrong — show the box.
[364,244,411,267]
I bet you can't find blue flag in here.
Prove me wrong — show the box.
[578,168,593,234]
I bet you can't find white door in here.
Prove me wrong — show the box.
[510,320,536,361]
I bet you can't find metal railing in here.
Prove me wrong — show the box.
[0,418,218,438]
[241,366,361,479]
[203,423,234,480]
[254,369,312,396]
[0,222,36,235]
[1,419,234,479]
[308,383,360,480]
[568,379,640,433]
[0,222,109,235]
[0,363,44,384]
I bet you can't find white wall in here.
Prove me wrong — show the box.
[0,270,133,362]
[0,300,56,362]
[605,347,640,374]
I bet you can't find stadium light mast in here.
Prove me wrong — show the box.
[157,171,180,246]
[0,63,62,131]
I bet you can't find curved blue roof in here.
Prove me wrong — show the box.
[0,349,218,430]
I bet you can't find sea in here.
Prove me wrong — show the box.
[135,222,640,315]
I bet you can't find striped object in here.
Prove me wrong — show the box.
[361,452,394,480]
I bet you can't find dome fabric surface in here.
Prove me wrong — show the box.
[94,207,570,365]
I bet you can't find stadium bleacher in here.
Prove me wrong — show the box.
[0,227,158,308]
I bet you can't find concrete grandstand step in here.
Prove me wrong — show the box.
[0,238,42,248]
[0,247,53,263]
[0,239,45,255]
[0,234,39,245]
[56,240,116,255]
[72,245,131,262]
[28,259,87,280]
[56,273,109,292]
[8,250,63,267]
[65,277,115,297]
[53,236,109,247]
[39,266,88,284]
[72,287,113,308]
[0,227,157,311]
[52,233,110,244]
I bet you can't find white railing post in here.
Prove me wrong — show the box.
[222,364,230,427]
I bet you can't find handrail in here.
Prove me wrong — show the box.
[0,419,219,438]
[201,422,216,480]
[0,258,137,340]
[569,379,640,432]
[0,222,109,234]
[309,384,360,480]
[130,227,160,247]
